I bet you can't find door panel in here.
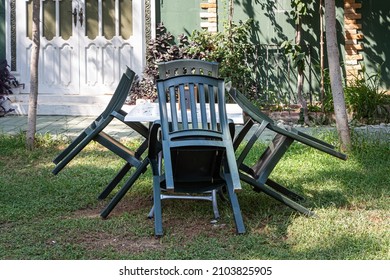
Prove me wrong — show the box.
[20,0,79,94]
[16,0,144,95]
[79,0,139,94]
[42,0,56,41]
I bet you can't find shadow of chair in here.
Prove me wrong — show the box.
[227,86,348,216]
[52,67,150,204]
[149,74,246,236]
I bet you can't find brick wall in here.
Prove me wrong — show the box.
[344,0,363,82]
[200,0,217,33]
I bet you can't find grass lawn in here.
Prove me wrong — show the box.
[0,129,389,260]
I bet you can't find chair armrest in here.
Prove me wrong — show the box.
[148,121,162,160]
[227,119,235,140]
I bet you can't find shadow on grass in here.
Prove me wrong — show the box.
[1,132,389,259]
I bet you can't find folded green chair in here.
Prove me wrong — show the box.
[228,86,348,216]
[52,67,150,206]
[149,74,245,236]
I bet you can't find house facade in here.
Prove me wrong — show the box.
[1,0,155,114]
[0,0,388,115]
[161,0,389,91]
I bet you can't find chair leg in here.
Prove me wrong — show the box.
[147,205,155,219]
[240,172,315,216]
[53,131,88,164]
[211,189,220,220]
[224,173,246,234]
[266,178,305,202]
[98,162,132,200]
[100,159,150,218]
[52,133,97,175]
[153,178,163,237]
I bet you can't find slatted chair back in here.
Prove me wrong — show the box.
[101,67,135,119]
[150,74,245,235]
[158,59,219,79]
[157,75,238,189]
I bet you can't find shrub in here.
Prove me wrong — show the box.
[0,60,19,96]
[187,19,256,96]
[344,67,390,124]
[128,24,195,104]
[129,20,257,103]
[0,60,19,116]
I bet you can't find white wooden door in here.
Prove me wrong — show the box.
[16,0,144,95]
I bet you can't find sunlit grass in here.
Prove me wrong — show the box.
[0,131,389,259]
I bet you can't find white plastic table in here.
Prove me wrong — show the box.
[124,102,244,124]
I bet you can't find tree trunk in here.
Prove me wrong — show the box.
[295,18,310,125]
[324,0,351,151]
[228,0,234,30]
[319,0,325,111]
[26,0,40,150]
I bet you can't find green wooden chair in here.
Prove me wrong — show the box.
[149,74,245,236]
[52,67,150,204]
[227,86,348,216]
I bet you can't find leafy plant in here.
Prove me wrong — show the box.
[129,20,257,103]
[280,40,305,71]
[188,19,257,97]
[0,60,19,96]
[344,67,390,124]
[128,24,194,104]
[0,60,19,116]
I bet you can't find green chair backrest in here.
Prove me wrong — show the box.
[158,59,219,79]
[228,87,274,124]
[102,67,135,118]
[156,74,238,191]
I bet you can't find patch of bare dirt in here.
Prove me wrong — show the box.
[71,195,152,219]
[66,197,235,254]
[79,231,163,254]
[162,214,233,239]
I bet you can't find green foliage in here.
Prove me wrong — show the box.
[188,19,256,94]
[129,24,193,103]
[318,66,390,125]
[289,0,310,24]
[0,60,19,96]
[130,20,257,102]
[282,0,315,72]
[281,40,305,71]
[344,67,390,124]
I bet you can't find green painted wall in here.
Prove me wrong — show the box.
[223,0,327,98]
[221,0,298,44]
[158,0,202,39]
[0,0,5,61]
[158,0,333,98]
[361,0,390,89]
